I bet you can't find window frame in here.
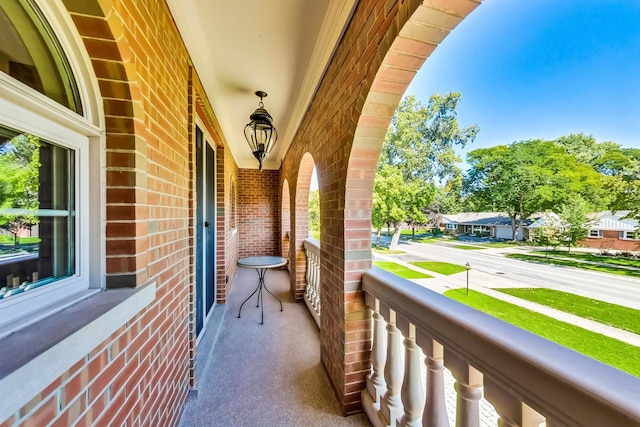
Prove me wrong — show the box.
[588,229,602,238]
[446,223,457,230]
[0,1,103,338]
[620,230,639,240]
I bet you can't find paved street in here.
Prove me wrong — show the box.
[390,240,640,310]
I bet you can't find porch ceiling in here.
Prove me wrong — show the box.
[166,0,358,170]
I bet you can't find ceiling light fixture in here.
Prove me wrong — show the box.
[244,91,278,171]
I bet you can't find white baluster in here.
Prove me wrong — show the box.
[398,324,424,427]
[367,299,387,404]
[421,339,449,427]
[313,254,321,312]
[446,353,482,427]
[381,310,403,426]
[485,379,546,427]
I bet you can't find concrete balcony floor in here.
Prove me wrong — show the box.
[179,267,371,426]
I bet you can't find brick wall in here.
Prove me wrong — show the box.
[219,145,239,302]
[582,230,640,251]
[238,169,280,258]
[0,0,238,424]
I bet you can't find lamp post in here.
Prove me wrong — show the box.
[465,262,471,295]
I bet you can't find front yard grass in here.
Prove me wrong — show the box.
[478,241,520,248]
[373,246,405,255]
[410,261,467,275]
[498,288,640,335]
[373,261,433,279]
[444,289,640,377]
[532,250,640,268]
[506,253,640,278]
[452,244,486,250]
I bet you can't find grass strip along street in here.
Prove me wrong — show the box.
[506,253,640,278]
[499,288,640,335]
[452,244,486,250]
[372,246,405,255]
[445,289,640,377]
[373,261,433,279]
[409,261,467,275]
[532,250,640,268]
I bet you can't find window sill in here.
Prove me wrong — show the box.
[0,282,156,422]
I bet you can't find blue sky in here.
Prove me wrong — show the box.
[406,0,640,163]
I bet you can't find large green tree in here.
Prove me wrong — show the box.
[555,134,640,222]
[375,92,478,247]
[308,189,319,238]
[380,93,479,182]
[559,195,592,252]
[464,140,606,241]
[0,134,40,245]
[372,165,434,248]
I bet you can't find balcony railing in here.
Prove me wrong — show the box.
[361,267,640,426]
[303,238,321,327]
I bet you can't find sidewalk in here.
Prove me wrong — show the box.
[373,251,640,347]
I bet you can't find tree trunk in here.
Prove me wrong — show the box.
[390,223,402,250]
[376,229,382,245]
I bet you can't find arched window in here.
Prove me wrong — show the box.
[0,0,101,337]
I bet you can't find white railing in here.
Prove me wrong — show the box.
[362,267,640,427]
[303,238,321,327]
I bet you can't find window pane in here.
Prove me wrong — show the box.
[0,125,75,299]
[0,0,82,114]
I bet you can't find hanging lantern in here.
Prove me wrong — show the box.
[244,91,278,171]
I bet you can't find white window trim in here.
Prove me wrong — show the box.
[588,229,603,238]
[0,94,100,337]
[621,231,639,240]
[0,0,104,338]
[446,223,457,230]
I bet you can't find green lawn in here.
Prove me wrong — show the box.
[506,253,640,278]
[373,261,433,279]
[499,288,640,335]
[410,261,467,275]
[0,235,40,245]
[452,244,486,250]
[532,250,640,268]
[445,289,640,377]
[478,241,520,248]
[372,246,405,255]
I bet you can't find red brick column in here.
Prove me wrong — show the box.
[280,0,481,415]
[67,4,150,288]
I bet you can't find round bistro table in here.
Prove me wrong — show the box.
[236,256,287,324]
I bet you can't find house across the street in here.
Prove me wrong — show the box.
[441,211,639,251]
[440,212,561,241]
[582,211,639,251]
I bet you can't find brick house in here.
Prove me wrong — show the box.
[581,211,640,252]
[0,1,638,426]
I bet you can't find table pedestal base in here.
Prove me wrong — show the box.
[237,267,283,324]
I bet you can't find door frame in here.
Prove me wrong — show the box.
[195,117,217,343]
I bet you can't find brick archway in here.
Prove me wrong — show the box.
[291,152,316,300]
[281,179,291,260]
